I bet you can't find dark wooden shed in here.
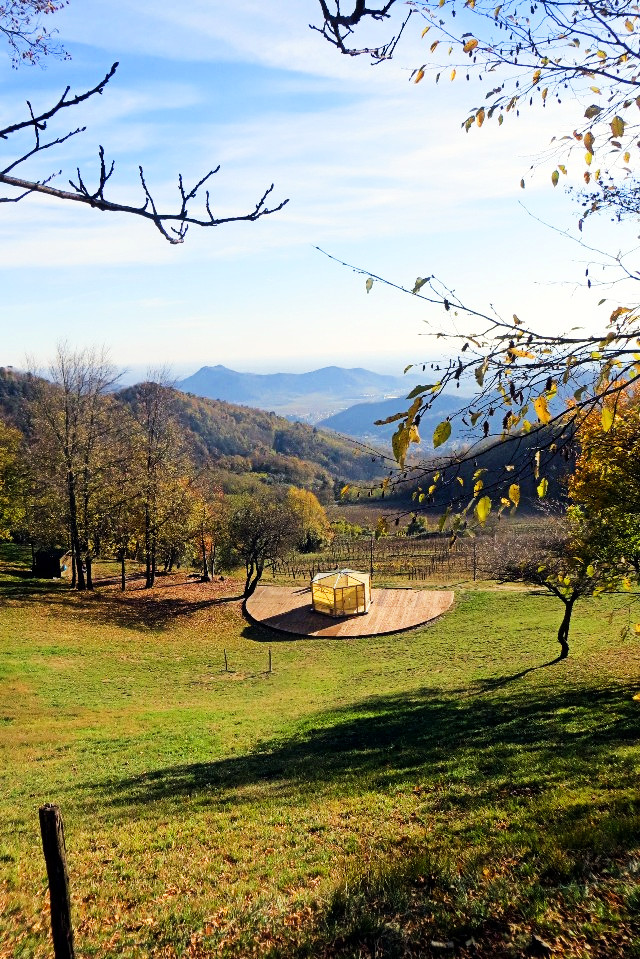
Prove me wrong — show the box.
[33,549,66,578]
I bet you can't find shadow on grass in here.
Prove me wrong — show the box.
[465,655,565,695]
[0,566,68,599]
[78,591,244,631]
[81,682,640,956]
[0,564,243,630]
[86,682,640,814]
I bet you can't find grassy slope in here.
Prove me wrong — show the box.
[1,550,639,958]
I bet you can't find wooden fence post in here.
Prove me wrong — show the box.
[39,803,75,959]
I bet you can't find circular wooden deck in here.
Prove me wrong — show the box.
[245,585,454,638]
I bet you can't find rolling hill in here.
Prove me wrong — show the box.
[177,364,421,422]
[0,368,383,501]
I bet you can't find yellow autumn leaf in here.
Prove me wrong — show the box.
[584,131,595,153]
[451,68,457,81]
[625,18,634,31]
[532,69,541,84]
[430,40,439,53]
[475,496,492,524]
[421,25,431,37]
[509,348,535,359]
[414,68,425,83]
[476,107,484,125]
[551,169,559,186]
[537,477,549,498]
[509,483,520,507]
[601,406,614,432]
[463,38,479,53]
[585,152,593,166]
[533,395,552,424]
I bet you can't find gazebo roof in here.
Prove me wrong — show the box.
[311,569,369,588]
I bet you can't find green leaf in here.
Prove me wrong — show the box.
[551,169,559,187]
[475,496,492,524]
[438,506,451,532]
[433,420,452,448]
[406,383,437,400]
[392,424,410,468]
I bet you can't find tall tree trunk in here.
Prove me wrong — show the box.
[144,503,155,588]
[67,476,85,591]
[244,559,263,599]
[557,598,573,660]
[85,554,93,590]
[201,533,210,582]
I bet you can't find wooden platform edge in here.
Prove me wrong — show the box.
[242,588,455,640]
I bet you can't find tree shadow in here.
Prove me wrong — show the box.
[77,681,640,955]
[0,566,68,600]
[0,568,244,631]
[465,654,564,695]
[77,590,245,631]
[82,682,639,815]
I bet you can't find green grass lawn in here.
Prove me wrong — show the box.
[0,548,639,958]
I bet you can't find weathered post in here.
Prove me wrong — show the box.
[39,803,75,959]
[268,648,272,674]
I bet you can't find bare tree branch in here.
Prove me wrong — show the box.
[0,62,289,243]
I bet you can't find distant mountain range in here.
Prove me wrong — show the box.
[177,364,423,424]
[318,395,464,447]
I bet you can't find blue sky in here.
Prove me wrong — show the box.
[1,0,634,380]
